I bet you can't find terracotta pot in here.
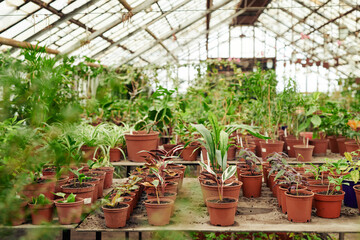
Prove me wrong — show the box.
[262,163,270,187]
[144,198,174,226]
[285,138,304,157]
[102,203,129,228]
[253,138,263,157]
[10,201,27,226]
[240,173,262,198]
[279,185,307,214]
[353,185,360,212]
[115,196,133,220]
[227,146,237,160]
[81,146,99,160]
[22,178,55,201]
[293,145,314,162]
[85,171,106,199]
[147,191,177,216]
[55,176,69,193]
[268,173,276,192]
[285,189,314,223]
[344,142,360,153]
[307,180,329,192]
[55,197,84,225]
[309,139,329,156]
[337,138,355,156]
[109,148,123,162]
[28,203,54,224]
[98,167,115,189]
[205,197,238,226]
[313,190,345,218]
[328,136,339,153]
[167,164,186,189]
[260,141,284,160]
[180,145,199,161]
[42,168,56,176]
[200,181,242,203]
[61,183,95,206]
[163,144,178,152]
[145,181,178,195]
[69,177,100,203]
[125,131,159,162]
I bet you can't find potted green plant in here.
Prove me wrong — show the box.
[284,175,314,223]
[238,149,263,198]
[313,175,347,218]
[143,175,174,226]
[54,193,84,225]
[28,194,54,225]
[60,169,95,206]
[97,123,127,162]
[200,161,238,226]
[102,192,130,228]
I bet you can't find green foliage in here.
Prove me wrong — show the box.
[54,193,76,203]
[31,194,52,205]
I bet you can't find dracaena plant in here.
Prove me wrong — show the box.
[199,160,237,201]
[238,149,262,175]
[193,113,268,171]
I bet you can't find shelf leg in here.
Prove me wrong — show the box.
[339,233,345,240]
[62,229,71,240]
[139,232,142,240]
[96,231,102,240]
[126,166,131,177]
[125,231,129,240]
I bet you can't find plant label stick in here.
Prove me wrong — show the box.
[240,137,243,147]
[284,128,287,137]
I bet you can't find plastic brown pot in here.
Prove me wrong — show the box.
[117,197,133,220]
[279,185,307,214]
[55,197,84,225]
[22,178,55,201]
[293,145,314,162]
[200,181,242,203]
[309,139,329,156]
[253,138,263,157]
[42,168,56,177]
[69,177,100,203]
[28,203,54,225]
[98,167,115,189]
[227,146,237,160]
[61,183,95,206]
[125,131,159,162]
[85,171,106,199]
[10,201,27,226]
[163,144,177,152]
[328,136,340,153]
[144,182,178,195]
[285,189,314,223]
[147,191,177,216]
[81,146,99,160]
[102,203,129,228]
[344,142,360,153]
[240,173,262,198]
[285,138,304,157]
[260,141,284,160]
[313,190,345,218]
[205,197,238,226]
[109,148,123,162]
[55,176,69,193]
[180,145,199,161]
[144,198,174,226]
[337,138,355,156]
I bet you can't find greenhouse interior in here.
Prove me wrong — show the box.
[1,0,360,239]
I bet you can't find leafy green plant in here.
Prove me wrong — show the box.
[31,194,52,205]
[53,193,76,203]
